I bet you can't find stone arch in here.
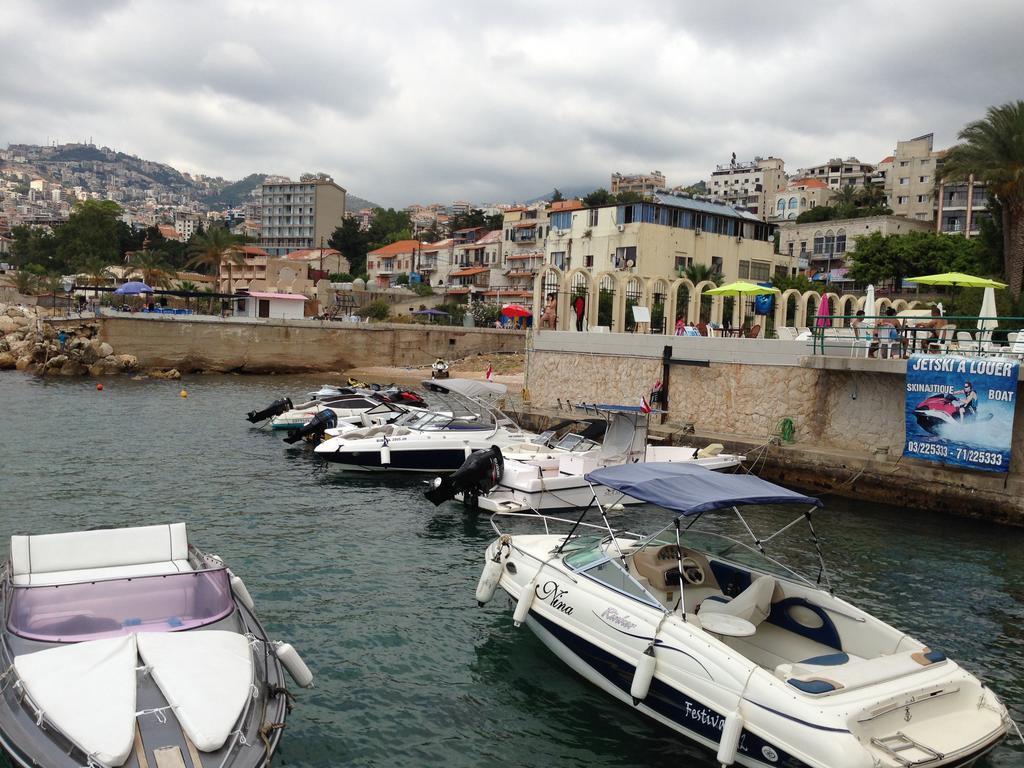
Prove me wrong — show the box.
[836,294,858,325]
[822,291,841,326]
[693,279,722,324]
[801,290,822,327]
[623,275,645,332]
[592,271,619,331]
[891,298,912,313]
[648,277,671,334]
[670,277,697,326]
[776,288,803,328]
[876,297,893,314]
[533,265,562,329]
[564,267,592,331]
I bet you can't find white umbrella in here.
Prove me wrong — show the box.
[862,284,875,329]
[977,286,998,347]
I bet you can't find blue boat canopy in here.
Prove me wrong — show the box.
[584,462,822,516]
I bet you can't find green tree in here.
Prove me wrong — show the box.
[328,217,370,276]
[366,208,414,250]
[2,269,40,295]
[847,231,990,287]
[484,213,504,230]
[130,250,177,288]
[9,225,56,270]
[357,298,391,321]
[185,226,240,293]
[79,256,115,303]
[682,263,722,284]
[583,188,614,207]
[550,188,565,203]
[446,208,488,233]
[941,100,1024,296]
[54,199,124,271]
[615,191,643,204]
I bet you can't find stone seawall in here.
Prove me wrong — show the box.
[88,316,525,373]
[525,332,1024,525]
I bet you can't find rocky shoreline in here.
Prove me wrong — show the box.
[0,304,140,377]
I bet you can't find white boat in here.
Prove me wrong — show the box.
[426,404,744,512]
[475,463,1012,767]
[313,378,534,473]
[269,388,425,431]
[0,523,314,768]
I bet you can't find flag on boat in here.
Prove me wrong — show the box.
[640,395,652,414]
[485,365,494,381]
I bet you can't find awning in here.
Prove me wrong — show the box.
[584,462,821,516]
[421,378,507,398]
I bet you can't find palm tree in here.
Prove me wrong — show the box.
[941,100,1024,296]
[130,250,176,288]
[186,226,242,294]
[682,263,722,285]
[2,270,39,295]
[79,257,115,305]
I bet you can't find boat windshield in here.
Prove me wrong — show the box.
[394,408,491,431]
[648,529,811,584]
[7,569,235,642]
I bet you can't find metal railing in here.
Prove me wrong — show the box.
[796,314,1024,358]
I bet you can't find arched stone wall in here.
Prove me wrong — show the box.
[592,271,619,331]
[533,265,562,329]
[693,280,721,324]
[670,277,697,325]
[649,278,671,334]
[776,289,803,328]
[836,294,858,325]
[564,268,592,331]
[623,276,645,331]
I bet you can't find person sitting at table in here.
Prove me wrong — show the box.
[872,308,907,358]
[674,314,686,335]
[916,306,947,352]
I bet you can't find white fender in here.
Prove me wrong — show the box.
[629,644,657,704]
[716,709,744,766]
[512,575,538,627]
[380,443,391,466]
[229,574,255,612]
[275,642,314,688]
[475,557,503,606]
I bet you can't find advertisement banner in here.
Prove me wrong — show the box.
[904,354,1018,472]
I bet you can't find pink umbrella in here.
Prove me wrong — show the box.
[815,294,832,328]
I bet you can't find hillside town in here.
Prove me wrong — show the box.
[0,126,1002,329]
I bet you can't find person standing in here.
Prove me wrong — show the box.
[541,292,557,330]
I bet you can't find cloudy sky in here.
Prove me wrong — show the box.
[2,0,1022,207]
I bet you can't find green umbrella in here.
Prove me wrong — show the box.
[906,272,1007,289]
[703,281,781,296]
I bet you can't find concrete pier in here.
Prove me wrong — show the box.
[524,330,1024,525]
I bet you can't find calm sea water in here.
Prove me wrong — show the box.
[0,371,1022,767]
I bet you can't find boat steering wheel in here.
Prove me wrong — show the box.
[679,557,705,586]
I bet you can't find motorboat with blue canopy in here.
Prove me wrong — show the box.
[473,463,1012,767]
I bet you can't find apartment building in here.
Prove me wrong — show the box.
[610,171,667,197]
[217,245,315,296]
[776,215,932,279]
[418,238,455,288]
[936,176,990,237]
[770,178,835,221]
[173,211,202,240]
[365,240,422,288]
[259,174,346,257]
[707,157,786,220]
[498,202,565,304]
[796,157,875,190]
[448,230,508,300]
[546,193,791,285]
[878,134,942,222]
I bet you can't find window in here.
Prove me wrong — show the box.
[824,231,835,255]
[711,256,723,274]
[787,241,794,256]
[915,213,930,220]
[799,241,807,254]
[614,246,637,267]
[584,254,594,268]
[899,177,909,185]
[777,199,785,211]
[917,194,929,203]
[738,259,750,278]
[749,261,771,281]
[921,159,931,165]
[788,197,798,209]
[587,208,599,226]
[835,230,846,253]
[919,176,929,183]
[674,255,691,271]
[900,161,909,167]
[813,231,824,255]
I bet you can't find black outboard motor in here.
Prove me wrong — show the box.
[424,446,504,508]
[283,409,338,445]
[247,397,293,423]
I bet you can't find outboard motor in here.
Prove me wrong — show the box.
[247,397,293,423]
[424,446,504,507]
[283,409,338,445]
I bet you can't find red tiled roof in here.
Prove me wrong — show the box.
[157,224,178,239]
[513,221,537,229]
[367,239,422,257]
[421,238,453,252]
[232,245,270,257]
[450,267,489,277]
[878,155,894,165]
[790,178,829,190]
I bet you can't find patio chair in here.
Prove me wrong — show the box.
[927,324,957,354]
[955,331,982,355]
[775,327,798,341]
[746,324,761,339]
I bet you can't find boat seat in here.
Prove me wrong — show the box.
[10,523,193,586]
[699,576,776,626]
[776,648,947,696]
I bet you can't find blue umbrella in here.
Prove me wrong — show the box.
[114,281,154,295]
[411,308,450,315]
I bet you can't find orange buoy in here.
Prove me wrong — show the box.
[96,383,104,391]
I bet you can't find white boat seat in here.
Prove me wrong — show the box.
[776,648,947,696]
[10,523,192,586]
[696,443,724,458]
[699,576,776,626]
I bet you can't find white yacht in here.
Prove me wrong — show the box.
[313,379,534,473]
[0,523,313,768]
[475,463,1012,768]
[425,404,744,512]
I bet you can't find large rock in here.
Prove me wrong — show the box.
[89,356,123,376]
[150,368,181,380]
[0,352,15,370]
[116,354,139,372]
[15,356,33,371]
[0,316,17,334]
[88,340,114,360]
[59,360,87,376]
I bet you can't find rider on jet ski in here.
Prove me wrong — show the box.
[953,380,978,421]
